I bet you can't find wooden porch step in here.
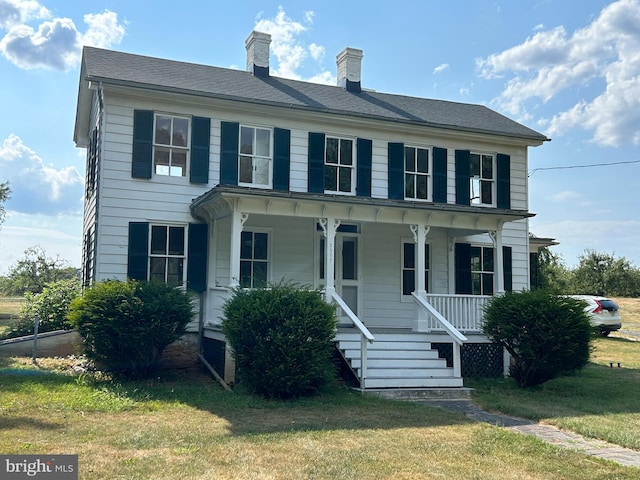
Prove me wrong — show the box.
[350,358,447,369]
[365,377,464,388]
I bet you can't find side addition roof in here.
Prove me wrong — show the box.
[74,46,549,147]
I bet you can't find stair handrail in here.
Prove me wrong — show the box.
[330,291,375,343]
[412,293,467,345]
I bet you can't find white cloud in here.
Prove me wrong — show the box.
[0,134,83,215]
[0,0,49,29]
[0,5,125,70]
[476,0,640,146]
[254,7,334,84]
[433,63,449,74]
[549,190,592,207]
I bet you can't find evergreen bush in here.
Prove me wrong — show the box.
[482,289,592,387]
[67,280,194,377]
[222,282,337,399]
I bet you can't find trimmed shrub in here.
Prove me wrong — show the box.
[222,282,338,399]
[2,279,80,339]
[482,290,592,387]
[67,280,194,377]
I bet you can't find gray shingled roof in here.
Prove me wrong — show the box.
[79,46,549,143]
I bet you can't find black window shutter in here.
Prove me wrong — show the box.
[433,147,447,203]
[497,153,511,209]
[132,110,154,179]
[127,222,149,281]
[356,138,372,197]
[308,132,325,193]
[273,128,291,191]
[187,223,208,292]
[388,142,404,200]
[455,242,472,294]
[190,116,210,184]
[503,245,513,292]
[455,150,470,205]
[530,252,539,289]
[220,122,239,185]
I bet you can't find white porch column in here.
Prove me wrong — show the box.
[319,218,340,302]
[411,224,430,331]
[229,209,249,288]
[490,229,504,294]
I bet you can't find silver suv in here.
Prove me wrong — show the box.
[569,295,622,337]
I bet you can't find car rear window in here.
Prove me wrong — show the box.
[599,299,619,311]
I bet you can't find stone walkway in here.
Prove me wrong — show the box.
[422,400,640,469]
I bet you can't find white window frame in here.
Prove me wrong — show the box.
[239,228,271,288]
[153,114,191,177]
[471,245,494,295]
[404,145,432,201]
[324,135,356,195]
[470,152,495,206]
[238,125,273,188]
[401,238,431,302]
[148,224,187,285]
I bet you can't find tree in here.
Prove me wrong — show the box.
[534,247,571,293]
[0,246,79,296]
[570,250,640,297]
[0,181,9,228]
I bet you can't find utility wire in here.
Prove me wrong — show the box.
[528,159,640,177]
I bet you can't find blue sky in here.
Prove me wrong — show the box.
[0,0,639,275]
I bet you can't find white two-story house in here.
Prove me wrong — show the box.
[74,31,549,390]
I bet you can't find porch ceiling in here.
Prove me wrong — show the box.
[190,185,535,233]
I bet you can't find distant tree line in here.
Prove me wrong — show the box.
[535,248,640,297]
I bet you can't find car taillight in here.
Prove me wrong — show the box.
[593,300,603,313]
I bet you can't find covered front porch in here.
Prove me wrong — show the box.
[191,186,529,389]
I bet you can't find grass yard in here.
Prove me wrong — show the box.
[0,297,24,337]
[1,357,638,479]
[470,297,640,452]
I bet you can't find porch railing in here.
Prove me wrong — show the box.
[412,293,467,378]
[423,293,490,332]
[330,291,375,389]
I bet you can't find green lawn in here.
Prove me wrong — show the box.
[1,356,638,479]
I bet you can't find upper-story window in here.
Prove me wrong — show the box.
[405,146,431,201]
[154,115,189,177]
[470,152,494,206]
[239,125,272,187]
[325,136,354,194]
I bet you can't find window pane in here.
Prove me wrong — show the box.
[240,261,252,287]
[342,238,357,280]
[405,173,414,198]
[168,226,184,255]
[342,285,358,315]
[150,257,166,281]
[240,126,253,155]
[470,153,480,176]
[151,226,167,255]
[253,261,268,287]
[472,272,482,295]
[326,138,338,164]
[340,139,353,166]
[338,167,352,192]
[470,247,481,271]
[483,248,494,272]
[167,258,184,285]
[240,231,252,259]
[256,128,270,157]
[155,116,171,145]
[470,177,480,204]
[417,148,428,173]
[254,233,268,260]
[239,156,253,183]
[425,244,430,269]
[482,273,494,295]
[172,150,187,177]
[416,175,428,199]
[319,237,325,279]
[403,270,415,296]
[172,118,188,147]
[404,147,415,171]
[254,158,269,185]
[325,165,337,191]
[481,180,492,204]
[482,155,493,179]
[154,147,170,175]
[403,242,415,269]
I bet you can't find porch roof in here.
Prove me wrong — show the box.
[190,185,535,235]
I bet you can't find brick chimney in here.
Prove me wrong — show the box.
[245,31,271,77]
[336,47,363,93]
